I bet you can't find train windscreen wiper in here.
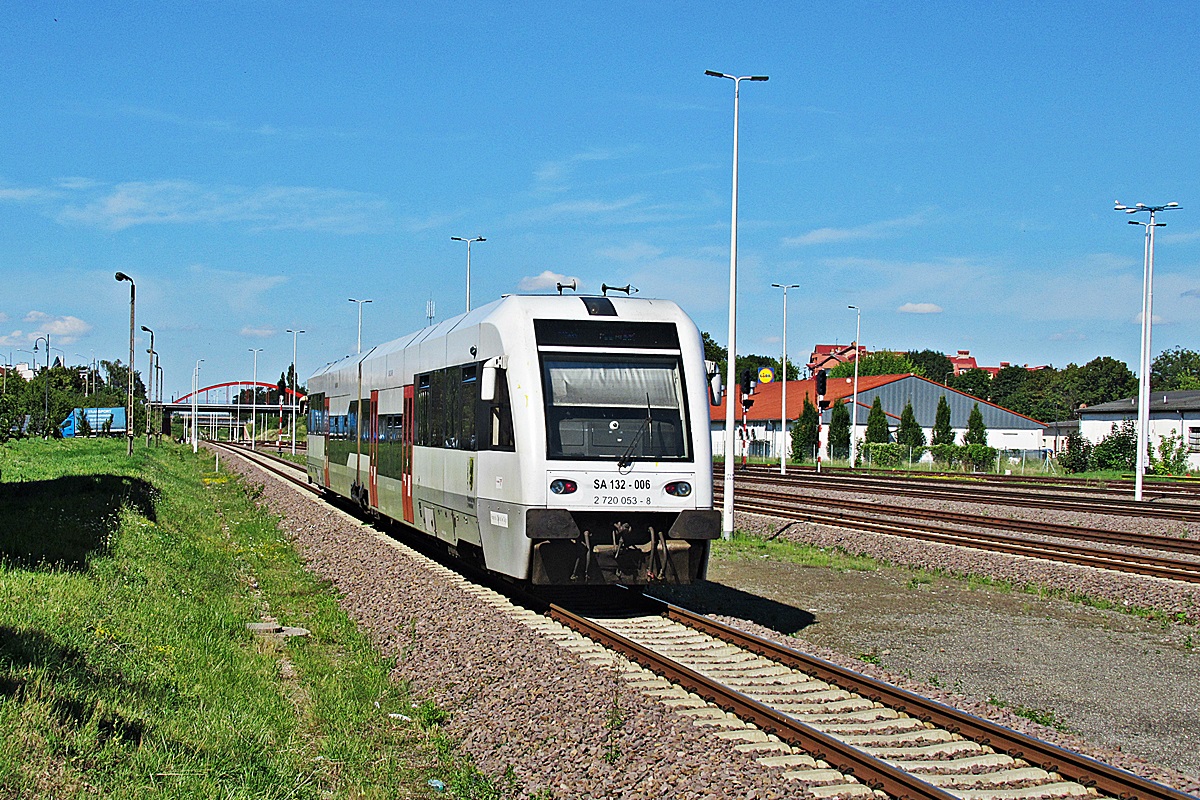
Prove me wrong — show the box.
[617,395,652,469]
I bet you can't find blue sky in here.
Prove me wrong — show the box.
[2,2,1197,397]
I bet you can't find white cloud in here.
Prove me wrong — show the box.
[510,196,645,225]
[0,185,59,203]
[56,180,390,234]
[897,302,943,314]
[240,326,276,338]
[518,271,581,292]
[534,148,632,192]
[19,312,93,345]
[186,264,288,312]
[783,211,929,246]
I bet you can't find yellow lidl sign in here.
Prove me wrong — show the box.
[758,367,775,384]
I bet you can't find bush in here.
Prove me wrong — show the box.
[1093,421,1137,471]
[929,443,963,468]
[1057,431,1093,473]
[962,444,997,472]
[862,442,904,468]
[1150,430,1191,475]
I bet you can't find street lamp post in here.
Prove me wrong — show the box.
[141,326,154,447]
[707,68,768,540]
[451,236,486,313]
[287,328,305,455]
[1115,201,1180,501]
[848,305,861,468]
[249,348,263,450]
[192,359,204,453]
[155,358,163,443]
[114,272,136,456]
[348,298,373,354]
[33,334,50,438]
[771,283,799,475]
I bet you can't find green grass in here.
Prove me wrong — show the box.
[987,696,1071,732]
[713,531,880,572]
[0,438,436,798]
[717,528,1200,627]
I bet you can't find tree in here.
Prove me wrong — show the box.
[905,350,954,384]
[1093,421,1138,471]
[948,369,992,401]
[828,351,919,379]
[989,365,1030,410]
[963,403,987,446]
[865,396,890,443]
[701,331,727,374]
[1071,356,1137,408]
[1151,346,1200,391]
[792,396,819,462]
[931,395,954,446]
[827,398,850,460]
[896,400,926,449]
[1058,431,1093,473]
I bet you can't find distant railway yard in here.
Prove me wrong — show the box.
[3,439,1198,798]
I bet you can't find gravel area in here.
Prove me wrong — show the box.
[219,448,1200,799]
[218,449,814,798]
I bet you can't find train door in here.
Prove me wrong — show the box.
[402,384,414,523]
[323,396,331,487]
[368,389,380,508]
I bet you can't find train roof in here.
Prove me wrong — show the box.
[308,293,692,381]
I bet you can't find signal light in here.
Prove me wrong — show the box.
[664,481,692,497]
[549,479,578,495]
[815,369,827,396]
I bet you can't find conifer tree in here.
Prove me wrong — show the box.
[827,398,850,460]
[897,400,926,448]
[866,396,890,443]
[931,395,954,445]
[792,396,819,462]
[964,403,988,446]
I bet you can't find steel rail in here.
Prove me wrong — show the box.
[739,462,1200,499]
[635,594,1199,800]
[545,603,961,800]
[726,470,1200,523]
[717,489,1200,584]
[217,441,1196,800]
[730,482,1200,556]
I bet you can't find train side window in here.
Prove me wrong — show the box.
[461,365,478,450]
[416,373,432,446]
[487,368,515,451]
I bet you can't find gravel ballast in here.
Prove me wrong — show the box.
[219,449,1200,798]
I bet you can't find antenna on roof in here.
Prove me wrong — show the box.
[601,283,638,297]
[556,279,577,295]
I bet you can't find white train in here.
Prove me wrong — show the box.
[306,293,719,585]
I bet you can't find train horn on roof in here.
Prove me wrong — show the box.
[556,279,577,295]
[601,283,638,297]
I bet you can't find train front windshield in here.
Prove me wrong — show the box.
[541,355,691,461]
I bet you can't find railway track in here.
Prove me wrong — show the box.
[749,464,1200,500]
[730,481,1200,557]
[718,486,1200,585]
[212,441,1196,800]
[730,468,1200,524]
[542,592,1196,800]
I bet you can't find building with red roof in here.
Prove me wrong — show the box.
[710,373,1046,462]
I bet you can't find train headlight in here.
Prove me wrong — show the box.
[664,481,692,497]
[549,479,578,495]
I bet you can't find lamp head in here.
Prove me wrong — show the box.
[140,325,152,333]
[114,271,132,282]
